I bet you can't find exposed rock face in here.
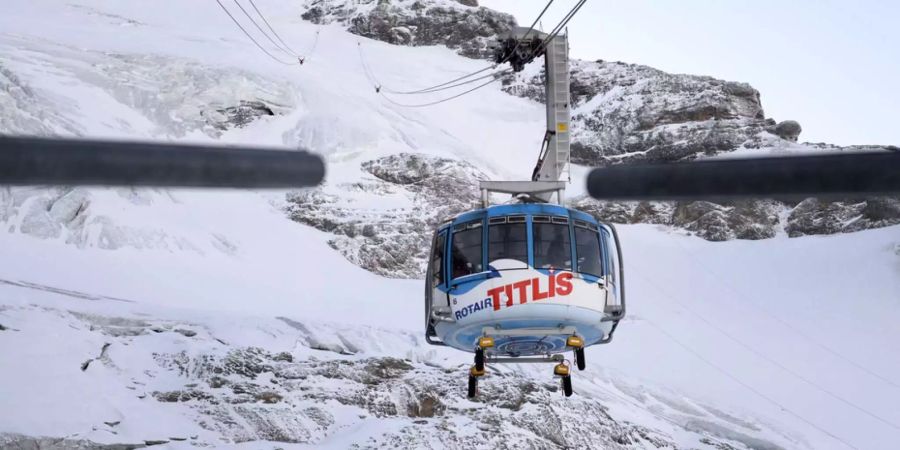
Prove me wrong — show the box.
[0,40,292,138]
[299,1,779,167]
[288,150,894,276]
[89,54,292,137]
[672,200,783,241]
[151,350,679,448]
[208,100,275,130]
[297,0,900,248]
[786,197,900,237]
[0,187,212,253]
[573,195,900,241]
[0,267,808,450]
[503,59,772,167]
[286,153,486,278]
[0,40,291,254]
[3,304,791,450]
[301,0,515,59]
[774,120,802,141]
[0,434,146,450]
[0,63,80,136]
[572,197,784,241]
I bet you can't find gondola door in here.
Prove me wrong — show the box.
[426,229,448,335]
[599,223,625,317]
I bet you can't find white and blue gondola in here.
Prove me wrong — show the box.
[425,202,625,397]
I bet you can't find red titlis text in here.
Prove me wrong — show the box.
[487,272,573,311]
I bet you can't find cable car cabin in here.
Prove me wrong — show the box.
[425,203,625,357]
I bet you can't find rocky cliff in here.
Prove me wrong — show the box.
[301,0,514,59]
[0,300,794,449]
[504,58,771,167]
[298,0,900,249]
[286,153,486,278]
[1,2,895,447]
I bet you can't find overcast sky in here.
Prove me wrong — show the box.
[479,0,899,146]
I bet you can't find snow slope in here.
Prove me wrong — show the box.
[1,1,899,449]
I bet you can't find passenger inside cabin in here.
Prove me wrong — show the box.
[451,222,483,278]
[534,220,572,270]
[547,234,568,267]
[452,247,472,279]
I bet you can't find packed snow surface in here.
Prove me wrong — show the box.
[1,1,899,449]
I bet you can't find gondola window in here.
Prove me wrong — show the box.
[431,232,446,286]
[533,218,572,270]
[488,217,528,269]
[574,226,603,277]
[451,220,483,278]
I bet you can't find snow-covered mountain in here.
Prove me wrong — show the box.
[302,0,900,243]
[1,1,899,449]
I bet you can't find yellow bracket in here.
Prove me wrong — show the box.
[566,335,584,349]
[470,365,486,377]
[478,336,495,349]
[553,363,570,377]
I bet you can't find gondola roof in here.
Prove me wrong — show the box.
[440,203,598,231]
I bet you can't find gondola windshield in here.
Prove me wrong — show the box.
[487,217,527,269]
[574,222,603,277]
[451,220,483,279]
[533,216,572,270]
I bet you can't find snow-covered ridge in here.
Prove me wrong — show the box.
[286,152,487,278]
[299,0,900,243]
[0,35,294,139]
[301,0,514,59]
[1,1,899,448]
[3,220,897,449]
[0,274,802,449]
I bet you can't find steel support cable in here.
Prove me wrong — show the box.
[656,270,900,431]
[356,0,562,106]
[632,266,900,433]
[305,30,321,58]
[640,316,859,450]
[381,65,498,95]
[357,40,502,98]
[547,0,587,41]
[507,0,585,71]
[359,0,555,96]
[387,0,554,95]
[631,272,859,450]
[514,0,555,49]
[409,69,512,94]
[356,41,381,87]
[231,0,296,57]
[356,40,497,95]
[493,0,555,68]
[671,237,900,391]
[214,0,300,65]
[245,0,320,61]
[247,0,301,55]
[537,0,586,53]
[378,77,501,108]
